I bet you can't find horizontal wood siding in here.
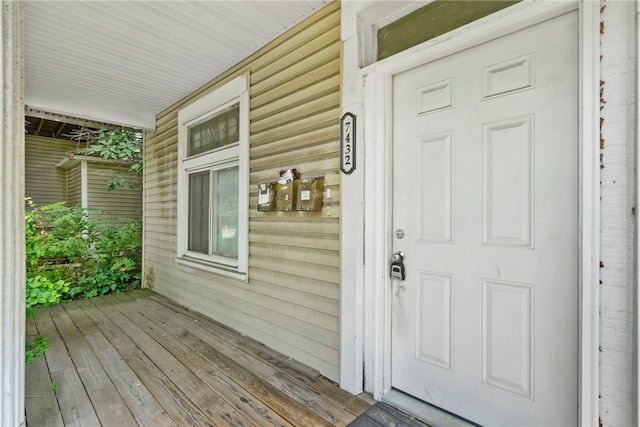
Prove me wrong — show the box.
[66,165,82,208]
[144,2,342,381]
[24,135,73,207]
[86,164,142,223]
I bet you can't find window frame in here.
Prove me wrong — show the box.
[176,74,249,280]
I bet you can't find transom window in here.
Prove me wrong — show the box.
[176,74,249,279]
[376,0,519,61]
[188,103,239,156]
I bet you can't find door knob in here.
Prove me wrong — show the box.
[392,251,404,262]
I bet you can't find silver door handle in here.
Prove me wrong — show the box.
[392,251,404,262]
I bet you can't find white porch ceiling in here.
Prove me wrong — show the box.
[24,0,327,129]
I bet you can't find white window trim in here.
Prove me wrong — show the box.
[176,74,249,281]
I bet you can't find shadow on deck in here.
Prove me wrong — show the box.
[25,289,378,426]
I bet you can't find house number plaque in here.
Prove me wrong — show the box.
[340,112,356,174]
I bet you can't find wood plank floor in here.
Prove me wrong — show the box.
[347,403,432,427]
[25,289,374,427]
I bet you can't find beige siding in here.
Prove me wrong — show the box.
[66,165,82,207]
[86,164,142,223]
[25,135,141,223]
[144,2,342,381]
[24,135,73,207]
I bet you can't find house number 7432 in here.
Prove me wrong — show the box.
[340,112,356,174]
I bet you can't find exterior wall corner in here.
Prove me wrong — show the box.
[0,1,25,425]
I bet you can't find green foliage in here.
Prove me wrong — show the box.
[26,200,88,270]
[25,335,48,365]
[84,126,143,191]
[25,274,59,365]
[87,127,141,160]
[25,199,142,302]
[26,276,69,307]
[24,264,66,364]
[24,199,141,365]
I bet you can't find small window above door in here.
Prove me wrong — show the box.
[377,0,520,61]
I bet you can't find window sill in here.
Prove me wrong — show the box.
[175,256,247,282]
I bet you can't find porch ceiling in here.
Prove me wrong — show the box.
[24,0,327,130]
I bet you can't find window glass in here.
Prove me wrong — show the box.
[188,103,239,157]
[188,171,210,254]
[212,166,239,258]
[377,1,519,60]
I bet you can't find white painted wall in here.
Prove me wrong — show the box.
[599,1,637,425]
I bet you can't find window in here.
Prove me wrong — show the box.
[176,74,249,279]
[376,1,519,61]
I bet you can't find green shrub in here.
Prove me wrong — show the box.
[25,199,142,301]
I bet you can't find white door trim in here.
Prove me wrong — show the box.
[360,2,600,425]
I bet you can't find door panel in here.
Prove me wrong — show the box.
[390,11,578,426]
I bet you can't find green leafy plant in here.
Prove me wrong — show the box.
[70,126,143,191]
[25,335,48,365]
[26,276,69,307]
[26,200,142,300]
[24,259,69,365]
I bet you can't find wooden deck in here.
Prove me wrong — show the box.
[25,290,375,427]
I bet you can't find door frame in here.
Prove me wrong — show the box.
[360,1,600,425]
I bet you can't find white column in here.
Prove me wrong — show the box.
[0,1,24,425]
[80,160,88,209]
[635,3,640,425]
[339,0,365,394]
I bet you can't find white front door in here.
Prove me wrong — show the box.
[390,11,578,426]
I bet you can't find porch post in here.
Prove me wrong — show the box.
[0,1,25,426]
